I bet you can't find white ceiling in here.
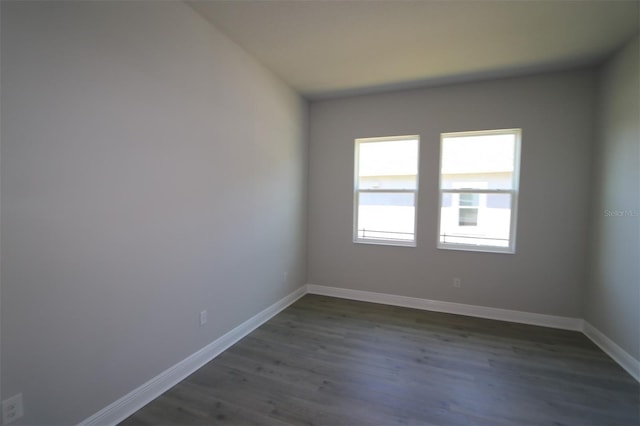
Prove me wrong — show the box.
[188,0,640,99]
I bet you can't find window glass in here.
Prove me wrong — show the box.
[438,129,520,253]
[354,136,419,246]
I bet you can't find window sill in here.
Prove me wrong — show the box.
[354,238,416,248]
[437,243,514,254]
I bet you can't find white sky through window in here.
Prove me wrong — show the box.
[441,134,515,174]
[358,139,418,177]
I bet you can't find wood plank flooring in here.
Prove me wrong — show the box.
[121,295,639,426]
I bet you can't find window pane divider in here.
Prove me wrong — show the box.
[357,189,417,193]
[440,189,514,194]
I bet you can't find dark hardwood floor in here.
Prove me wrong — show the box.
[121,295,639,426]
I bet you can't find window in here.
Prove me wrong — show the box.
[438,129,521,253]
[354,135,419,246]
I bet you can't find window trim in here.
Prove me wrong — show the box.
[353,135,420,247]
[437,128,521,254]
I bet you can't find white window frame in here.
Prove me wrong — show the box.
[437,128,521,254]
[353,135,420,247]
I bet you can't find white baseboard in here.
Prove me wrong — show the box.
[78,286,307,426]
[306,284,583,331]
[582,321,640,382]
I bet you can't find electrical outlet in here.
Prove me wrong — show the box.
[199,310,207,327]
[453,277,462,288]
[2,393,24,425]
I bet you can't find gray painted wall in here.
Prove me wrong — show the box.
[586,36,640,360]
[0,1,635,423]
[308,70,597,318]
[0,2,307,424]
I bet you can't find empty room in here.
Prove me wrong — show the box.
[1,0,638,425]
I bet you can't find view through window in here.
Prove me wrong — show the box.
[438,129,521,253]
[354,135,419,246]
